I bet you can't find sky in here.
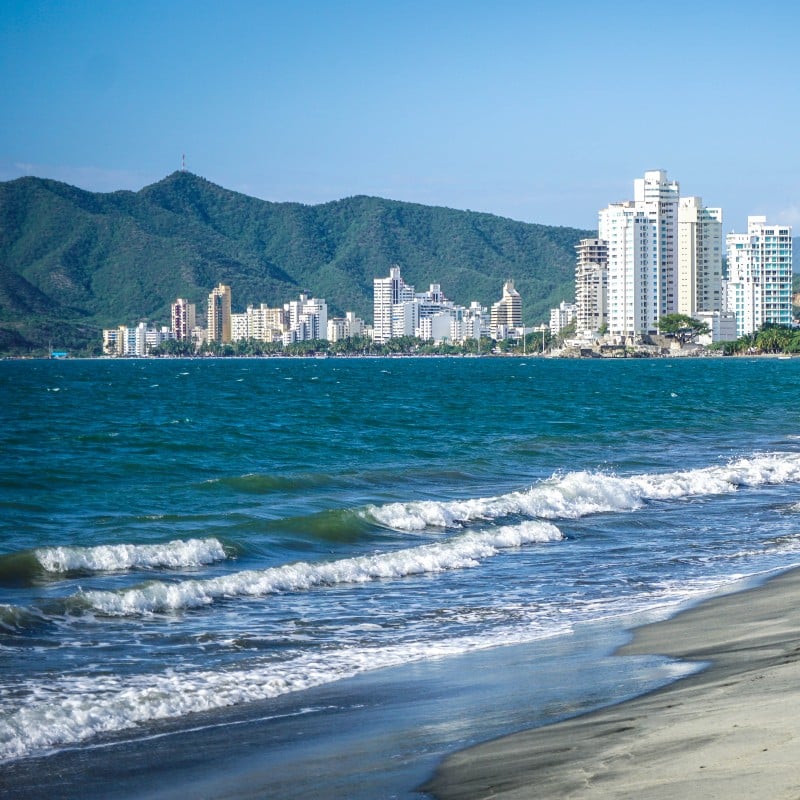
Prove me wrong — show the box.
[1,0,799,231]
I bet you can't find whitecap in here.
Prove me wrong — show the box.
[35,538,228,574]
[78,521,563,615]
[0,567,742,764]
[366,453,800,531]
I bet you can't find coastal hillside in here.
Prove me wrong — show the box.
[0,171,591,354]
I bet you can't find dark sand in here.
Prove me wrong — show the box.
[423,567,800,799]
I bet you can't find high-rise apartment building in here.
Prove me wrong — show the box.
[490,280,522,339]
[102,328,122,355]
[284,293,328,342]
[724,216,793,338]
[373,266,488,344]
[171,298,196,341]
[231,304,287,342]
[373,266,415,344]
[598,202,656,337]
[103,323,172,355]
[677,197,722,317]
[253,305,287,342]
[599,170,680,337]
[634,169,681,319]
[574,238,608,334]
[207,284,232,343]
[463,302,489,341]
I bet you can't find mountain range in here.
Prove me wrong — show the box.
[0,170,592,354]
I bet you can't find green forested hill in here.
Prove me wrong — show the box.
[0,171,591,354]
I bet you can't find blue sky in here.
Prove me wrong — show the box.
[1,0,798,230]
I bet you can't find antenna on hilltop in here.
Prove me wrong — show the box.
[181,153,186,172]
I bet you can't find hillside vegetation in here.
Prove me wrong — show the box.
[0,171,591,354]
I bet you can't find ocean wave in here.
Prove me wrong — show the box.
[33,538,227,576]
[735,533,800,559]
[0,551,43,588]
[0,603,55,634]
[0,568,736,763]
[271,507,375,542]
[0,631,548,762]
[365,453,800,531]
[76,521,563,616]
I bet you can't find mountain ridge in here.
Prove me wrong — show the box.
[0,171,591,354]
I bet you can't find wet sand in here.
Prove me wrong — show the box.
[423,567,800,799]
[1,620,674,800]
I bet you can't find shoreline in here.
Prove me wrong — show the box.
[4,573,800,800]
[422,566,800,799]
[5,349,798,361]
[1,617,675,800]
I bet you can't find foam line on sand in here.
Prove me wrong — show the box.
[422,567,800,799]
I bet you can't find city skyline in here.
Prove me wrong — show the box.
[570,169,792,343]
[2,1,799,231]
[101,167,794,353]
[102,269,514,355]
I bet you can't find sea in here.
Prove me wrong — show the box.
[2,355,800,799]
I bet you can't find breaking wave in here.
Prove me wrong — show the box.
[36,537,228,574]
[0,569,736,763]
[366,453,800,531]
[77,521,563,616]
[0,632,528,761]
[0,538,230,586]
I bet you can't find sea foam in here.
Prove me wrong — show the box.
[35,537,228,574]
[77,521,563,615]
[0,568,737,764]
[366,453,800,531]
[0,634,525,761]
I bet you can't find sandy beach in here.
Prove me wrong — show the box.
[423,567,800,799]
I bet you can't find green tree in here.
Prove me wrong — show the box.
[755,324,794,354]
[513,329,550,354]
[555,321,576,346]
[656,314,709,345]
[152,338,196,357]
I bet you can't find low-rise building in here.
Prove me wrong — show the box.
[327,312,365,342]
[102,322,172,355]
[549,301,577,336]
[696,310,737,345]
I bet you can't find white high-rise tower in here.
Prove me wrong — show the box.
[372,266,415,344]
[724,216,793,337]
[599,170,680,337]
[676,197,723,317]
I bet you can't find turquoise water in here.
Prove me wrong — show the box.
[2,357,800,796]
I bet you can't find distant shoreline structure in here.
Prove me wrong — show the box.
[5,350,797,363]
